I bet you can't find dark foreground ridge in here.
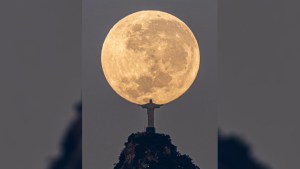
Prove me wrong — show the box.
[114,132,200,169]
[218,132,270,169]
[48,102,82,169]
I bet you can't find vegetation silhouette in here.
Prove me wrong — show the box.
[114,132,200,169]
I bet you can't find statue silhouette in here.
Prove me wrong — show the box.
[140,99,163,133]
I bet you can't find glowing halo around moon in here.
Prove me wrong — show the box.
[101,10,200,105]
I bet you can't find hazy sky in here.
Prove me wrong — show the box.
[82,1,217,169]
[0,0,81,169]
[218,1,300,169]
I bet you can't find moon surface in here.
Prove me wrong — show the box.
[101,10,200,105]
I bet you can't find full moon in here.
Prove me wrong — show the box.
[101,10,200,105]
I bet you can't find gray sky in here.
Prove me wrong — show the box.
[82,1,217,169]
[2,0,299,169]
[0,0,81,169]
[218,1,300,169]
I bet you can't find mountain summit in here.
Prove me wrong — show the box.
[114,132,200,169]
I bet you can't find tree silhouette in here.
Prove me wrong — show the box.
[114,132,200,169]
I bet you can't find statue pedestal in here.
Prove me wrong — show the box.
[146,127,155,133]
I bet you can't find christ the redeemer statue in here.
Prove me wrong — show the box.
[140,99,163,133]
